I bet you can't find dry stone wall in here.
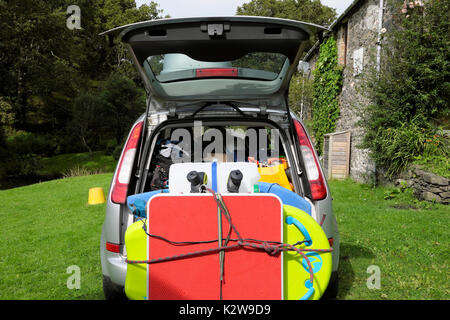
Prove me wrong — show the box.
[398,165,450,204]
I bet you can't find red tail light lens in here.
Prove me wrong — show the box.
[293,120,327,201]
[196,68,238,78]
[328,238,334,247]
[111,121,143,204]
[106,242,120,253]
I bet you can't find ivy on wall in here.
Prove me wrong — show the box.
[311,37,343,155]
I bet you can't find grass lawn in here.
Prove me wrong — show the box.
[0,175,448,300]
[330,179,449,300]
[0,173,113,300]
[36,151,117,178]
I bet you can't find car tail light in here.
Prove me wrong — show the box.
[106,242,120,253]
[196,68,238,78]
[293,120,327,201]
[328,238,334,247]
[111,121,143,204]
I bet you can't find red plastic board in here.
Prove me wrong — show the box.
[146,194,283,300]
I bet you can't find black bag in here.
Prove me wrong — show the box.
[149,154,173,190]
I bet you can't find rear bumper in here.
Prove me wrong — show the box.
[100,227,127,287]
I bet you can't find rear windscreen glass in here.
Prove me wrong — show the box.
[146,53,288,82]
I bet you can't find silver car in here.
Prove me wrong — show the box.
[99,16,339,300]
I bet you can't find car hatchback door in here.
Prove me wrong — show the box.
[101,16,327,114]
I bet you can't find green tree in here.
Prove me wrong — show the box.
[99,0,162,30]
[360,0,450,178]
[101,74,146,144]
[0,0,163,155]
[0,97,14,162]
[70,93,106,153]
[236,0,336,27]
[0,0,79,130]
[236,0,336,56]
[53,0,164,79]
[97,0,164,78]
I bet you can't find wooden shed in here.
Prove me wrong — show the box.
[322,131,351,180]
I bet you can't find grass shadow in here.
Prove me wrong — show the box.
[337,243,375,300]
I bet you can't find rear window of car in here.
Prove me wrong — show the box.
[146,53,287,82]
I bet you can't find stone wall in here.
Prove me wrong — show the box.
[398,165,450,204]
[333,0,381,183]
[304,0,402,183]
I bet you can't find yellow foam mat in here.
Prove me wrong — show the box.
[124,220,147,300]
[283,205,332,300]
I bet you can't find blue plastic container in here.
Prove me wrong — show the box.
[258,182,311,215]
[127,189,169,218]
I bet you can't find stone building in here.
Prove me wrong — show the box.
[302,0,403,183]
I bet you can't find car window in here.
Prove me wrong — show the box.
[147,53,288,82]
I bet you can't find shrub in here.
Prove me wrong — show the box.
[6,131,58,157]
[368,118,448,177]
[0,154,42,179]
[62,166,104,178]
[360,0,450,178]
